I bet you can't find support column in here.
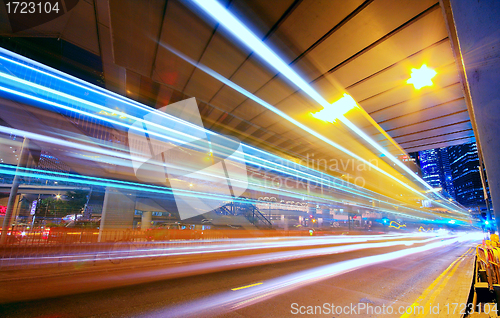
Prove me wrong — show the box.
[94,0,126,95]
[1,138,30,244]
[141,211,152,230]
[98,187,136,242]
[443,0,500,232]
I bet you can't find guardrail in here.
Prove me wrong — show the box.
[472,234,500,315]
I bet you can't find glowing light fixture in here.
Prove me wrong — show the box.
[407,64,437,89]
[311,94,357,122]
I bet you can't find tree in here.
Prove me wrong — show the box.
[38,197,65,217]
[65,190,88,215]
[37,190,89,218]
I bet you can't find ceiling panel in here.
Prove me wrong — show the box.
[254,74,296,106]
[405,136,476,152]
[273,92,317,117]
[153,0,215,90]
[293,0,438,81]
[377,98,467,129]
[109,0,164,77]
[230,0,295,40]
[268,0,366,62]
[393,120,473,142]
[385,110,470,136]
[325,12,450,92]
[183,68,226,102]
[232,99,267,121]
[356,64,460,118]
[370,83,464,122]
[197,29,253,78]
[252,110,283,128]
[398,129,473,148]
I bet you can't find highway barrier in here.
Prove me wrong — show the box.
[472,234,500,315]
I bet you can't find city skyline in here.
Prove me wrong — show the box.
[414,142,490,210]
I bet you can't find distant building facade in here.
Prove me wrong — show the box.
[448,142,489,208]
[440,148,456,199]
[419,149,442,189]
[418,148,456,198]
[416,142,490,209]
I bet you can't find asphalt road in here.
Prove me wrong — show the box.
[0,237,475,318]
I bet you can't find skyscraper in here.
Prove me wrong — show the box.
[440,148,456,199]
[419,149,442,189]
[418,148,456,198]
[447,143,489,208]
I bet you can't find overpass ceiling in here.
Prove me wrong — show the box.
[0,0,475,158]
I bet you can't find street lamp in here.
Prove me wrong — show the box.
[407,64,437,89]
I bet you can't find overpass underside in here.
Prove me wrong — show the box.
[1,0,499,316]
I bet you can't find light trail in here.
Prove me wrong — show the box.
[0,162,446,221]
[0,49,365,199]
[159,43,428,200]
[0,47,466,219]
[0,118,449,220]
[0,76,376,203]
[0,233,437,267]
[189,0,467,215]
[157,43,465,218]
[231,283,263,291]
[139,232,482,317]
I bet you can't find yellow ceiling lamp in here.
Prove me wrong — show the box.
[407,64,437,89]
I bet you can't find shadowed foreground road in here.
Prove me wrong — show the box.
[0,237,475,318]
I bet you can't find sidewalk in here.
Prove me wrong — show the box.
[400,245,476,318]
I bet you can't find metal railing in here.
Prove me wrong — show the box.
[214,201,273,228]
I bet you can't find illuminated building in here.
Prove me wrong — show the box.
[448,143,489,208]
[418,148,455,199]
[419,149,442,189]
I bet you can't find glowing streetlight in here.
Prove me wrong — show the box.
[407,64,437,89]
[55,194,61,199]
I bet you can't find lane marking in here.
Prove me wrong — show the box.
[231,282,263,291]
[399,247,473,318]
[414,248,471,318]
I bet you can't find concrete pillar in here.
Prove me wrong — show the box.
[141,211,152,230]
[443,0,500,232]
[1,138,30,244]
[98,187,136,242]
[12,195,23,224]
